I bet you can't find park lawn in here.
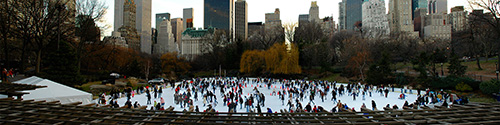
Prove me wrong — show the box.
[462,59,498,75]
[80,81,101,92]
[319,73,349,83]
[469,97,497,103]
[194,70,215,77]
[393,58,497,78]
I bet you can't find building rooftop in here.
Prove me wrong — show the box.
[182,27,215,38]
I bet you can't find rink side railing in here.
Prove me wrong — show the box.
[1,97,500,124]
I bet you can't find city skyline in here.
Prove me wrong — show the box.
[102,0,469,36]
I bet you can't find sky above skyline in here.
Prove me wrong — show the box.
[102,0,470,36]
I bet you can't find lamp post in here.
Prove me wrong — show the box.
[441,63,444,77]
[496,62,499,81]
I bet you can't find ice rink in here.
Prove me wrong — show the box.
[107,78,423,113]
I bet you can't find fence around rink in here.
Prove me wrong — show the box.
[2,97,500,124]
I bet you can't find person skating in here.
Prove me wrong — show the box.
[305,103,312,112]
[331,90,337,101]
[281,94,285,105]
[133,101,141,108]
[392,104,399,109]
[384,88,389,98]
[154,86,158,98]
[146,91,152,105]
[308,94,315,105]
[158,86,163,98]
[266,108,273,116]
[371,100,377,110]
[125,100,132,108]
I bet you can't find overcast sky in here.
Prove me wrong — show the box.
[101,0,471,36]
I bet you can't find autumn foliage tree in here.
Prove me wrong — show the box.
[343,37,372,81]
[239,50,264,75]
[240,43,301,75]
[160,52,191,79]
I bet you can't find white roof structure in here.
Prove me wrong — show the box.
[14,76,92,104]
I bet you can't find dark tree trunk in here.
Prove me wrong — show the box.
[476,55,482,70]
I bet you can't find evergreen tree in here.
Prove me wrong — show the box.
[42,41,84,87]
[123,58,142,78]
[448,52,467,77]
[366,52,393,85]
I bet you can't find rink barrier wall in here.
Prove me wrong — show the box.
[2,97,500,124]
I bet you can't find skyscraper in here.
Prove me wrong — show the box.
[171,18,183,43]
[309,1,320,23]
[183,8,194,30]
[428,0,447,14]
[136,0,152,54]
[412,0,428,19]
[204,0,234,38]
[338,0,363,30]
[389,0,415,33]
[154,19,176,55]
[338,2,345,30]
[120,0,140,51]
[122,0,136,30]
[449,6,467,32]
[362,0,390,37]
[414,8,427,36]
[423,13,451,40]
[235,0,248,40]
[155,13,170,29]
[114,0,125,32]
[265,8,281,30]
[298,14,310,27]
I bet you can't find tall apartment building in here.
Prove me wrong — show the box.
[155,13,170,29]
[154,19,176,55]
[338,0,363,30]
[428,0,447,14]
[423,13,451,40]
[309,1,320,23]
[338,2,345,30]
[235,0,248,40]
[248,22,264,38]
[362,0,390,37]
[449,6,468,32]
[171,18,183,43]
[204,0,234,39]
[320,17,336,36]
[119,0,140,51]
[389,0,417,36]
[298,14,310,27]
[114,0,125,32]
[414,8,428,37]
[265,8,282,30]
[183,8,194,31]
[136,0,152,54]
[412,0,428,19]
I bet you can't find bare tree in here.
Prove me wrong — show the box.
[283,22,297,43]
[74,0,108,74]
[198,29,228,69]
[0,0,15,69]
[469,0,500,71]
[248,26,284,50]
[75,0,109,33]
[11,0,75,74]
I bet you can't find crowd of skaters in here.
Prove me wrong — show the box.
[96,77,468,114]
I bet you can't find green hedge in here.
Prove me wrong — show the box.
[480,80,500,95]
[429,76,479,90]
